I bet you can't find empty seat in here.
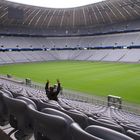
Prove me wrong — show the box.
[0,90,13,126]
[58,99,72,110]
[0,89,13,98]
[0,83,3,89]
[88,117,125,133]
[27,104,70,140]
[52,108,89,129]
[69,122,102,140]
[127,130,140,140]
[30,97,64,111]
[85,125,134,140]
[120,123,140,132]
[3,95,36,139]
[41,108,74,126]
[16,96,37,110]
[30,97,89,128]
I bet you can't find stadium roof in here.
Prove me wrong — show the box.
[0,0,140,29]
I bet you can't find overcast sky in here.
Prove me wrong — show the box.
[6,0,104,8]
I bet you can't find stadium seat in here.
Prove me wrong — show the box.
[69,122,103,140]
[0,90,13,126]
[3,95,36,139]
[41,108,74,125]
[58,99,73,110]
[9,91,24,98]
[127,130,140,140]
[5,86,23,98]
[32,97,89,128]
[85,125,134,140]
[1,89,13,98]
[27,104,70,140]
[0,83,3,89]
[88,117,125,133]
[16,96,37,110]
[120,123,140,132]
[52,107,89,129]
[97,118,120,125]
[33,98,64,111]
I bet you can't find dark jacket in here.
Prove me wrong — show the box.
[45,81,61,101]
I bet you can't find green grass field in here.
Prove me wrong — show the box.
[0,61,140,104]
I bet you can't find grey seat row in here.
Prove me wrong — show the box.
[0,89,136,140]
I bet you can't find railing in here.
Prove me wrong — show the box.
[0,74,140,115]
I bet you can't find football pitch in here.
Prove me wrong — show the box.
[0,61,140,104]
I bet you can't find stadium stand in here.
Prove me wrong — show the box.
[0,77,140,140]
[0,31,140,64]
[0,0,140,139]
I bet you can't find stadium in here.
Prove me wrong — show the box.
[0,0,140,139]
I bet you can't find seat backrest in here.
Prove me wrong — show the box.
[60,109,89,129]
[1,89,13,98]
[42,108,74,125]
[3,95,27,128]
[0,83,3,89]
[28,97,42,107]
[3,95,27,115]
[0,91,6,112]
[121,123,140,132]
[37,100,63,111]
[88,117,125,133]
[28,106,69,140]
[85,125,134,140]
[16,96,37,110]
[3,95,34,135]
[57,100,72,110]
[0,91,10,125]
[97,118,117,125]
[127,130,140,140]
[0,90,13,115]
[69,122,103,140]
[48,100,60,106]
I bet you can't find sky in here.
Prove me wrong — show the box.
[6,0,105,8]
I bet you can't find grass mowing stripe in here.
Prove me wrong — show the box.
[0,61,140,104]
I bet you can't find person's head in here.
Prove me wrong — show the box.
[50,86,54,92]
